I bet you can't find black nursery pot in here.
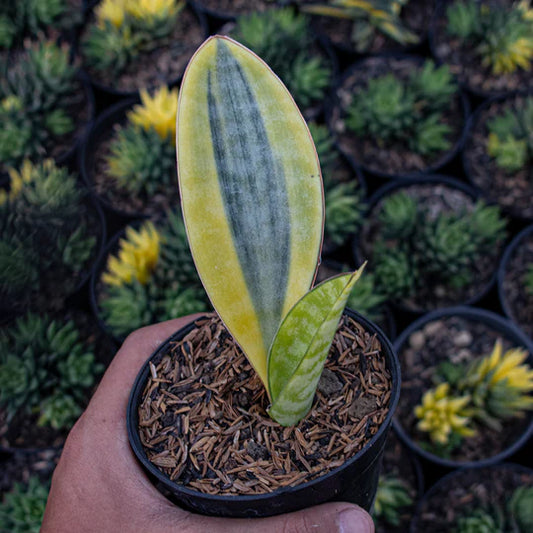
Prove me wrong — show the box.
[127,308,401,518]
[393,306,533,470]
[327,54,470,181]
[353,175,497,316]
[497,223,533,337]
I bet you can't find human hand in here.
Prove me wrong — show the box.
[41,315,374,533]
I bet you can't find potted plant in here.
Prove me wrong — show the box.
[393,306,533,469]
[411,464,533,532]
[0,476,50,532]
[355,177,507,314]
[80,85,179,219]
[463,93,533,221]
[308,122,366,254]
[300,0,432,57]
[329,55,468,179]
[92,213,210,342]
[498,224,533,340]
[0,40,93,174]
[0,312,105,452]
[127,36,400,518]
[0,159,105,314]
[227,7,336,120]
[430,0,533,98]
[372,430,422,533]
[80,0,207,97]
[0,0,84,52]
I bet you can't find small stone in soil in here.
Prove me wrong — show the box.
[409,331,425,351]
[317,368,343,396]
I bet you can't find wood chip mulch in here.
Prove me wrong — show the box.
[138,313,392,495]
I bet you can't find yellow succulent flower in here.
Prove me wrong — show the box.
[95,0,128,28]
[128,86,179,140]
[126,0,183,21]
[490,38,533,74]
[102,222,161,286]
[415,383,475,445]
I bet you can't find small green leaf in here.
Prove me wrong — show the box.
[267,265,365,426]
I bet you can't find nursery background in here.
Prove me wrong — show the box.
[1,0,532,531]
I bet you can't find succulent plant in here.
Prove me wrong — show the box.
[99,213,209,338]
[446,0,533,75]
[0,476,49,533]
[455,509,503,533]
[302,0,420,53]
[0,41,78,171]
[369,191,506,301]
[0,313,103,430]
[231,8,332,110]
[346,271,388,323]
[486,96,533,173]
[346,60,456,156]
[105,86,178,196]
[373,474,414,527]
[0,159,96,309]
[415,339,533,451]
[508,485,533,532]
[82,0,185,75]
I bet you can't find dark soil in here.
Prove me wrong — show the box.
[414,465,533,532]
[502,231,533,339]
[0,449,61,496]
[375,431,419,533]
[396,316,533,463]
[138,314,392,495]
[330,56,465,176]
[81,6,204,93]
[90,114,179,217]
[311,0,434,55]
[195,0,274,17]
[0,309,113,450]
[432,0,533,96]
[359,183,502,312]
[464,95,533,220]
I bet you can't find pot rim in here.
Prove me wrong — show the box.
[127,307,400,503]
[392,305,533,469]
[497,223,533,329]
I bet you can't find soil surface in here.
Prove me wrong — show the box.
[0,309,113,450]
[138,313,392,495]
[359,183,502,312]
[81,6,204,93]
[464,95,533,220]
[431,0,533,96]
[414,466,533,532]
[90,111,179,217]
[502,230,533,339]
[330,57,465,176]
[396,316,533,463]
[195,0,274,17]
[310,0,434,55]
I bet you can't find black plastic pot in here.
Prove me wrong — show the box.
[410,463,533,533]
[327,53,470,181]
[127,308,401,518]
[497,223,533,340]
[353,176,501,316]
[428,2,533,100]
[462,91,533,222]
[78,97,148,221]
[78,3,208,99]
[393,306,533,470]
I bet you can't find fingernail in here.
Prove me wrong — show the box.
[337,507,373,533]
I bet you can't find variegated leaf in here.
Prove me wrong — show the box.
[267,266,365,426]
[176,36,324,389]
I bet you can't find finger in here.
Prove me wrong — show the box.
[163,501,374,533]
[88,314,205,419]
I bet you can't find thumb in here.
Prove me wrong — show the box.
[164,502,374,533]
